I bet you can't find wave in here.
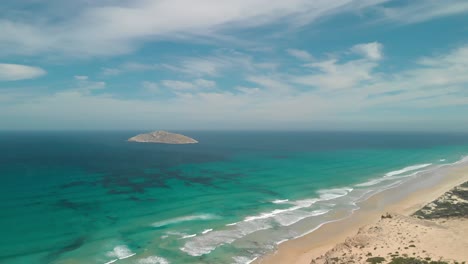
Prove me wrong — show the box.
[356,163,435,187]
[181,234,197,239]
[385,163,432,177]
[104,245,136,264]
[180,188,353,256]
[243,200,316,222]
[244,187,351,223]
[202,228,213,234]
[138,256,170,264]
[232,256,258,264]
[180,156,468,262]
[272,199,289,204]
[181,220,272,256]
[151,214,218,227]
[317,187,353,200]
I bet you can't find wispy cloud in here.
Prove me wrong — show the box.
[350,42,383,60]
[286,49,314,61]
[0,0,394,57]
[377,0,468,24]
[1,41,468,130]
[162,79,216,91]
[73,76,106,94]
[142,81,160,93]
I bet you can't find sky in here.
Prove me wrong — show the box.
[1,0,468,131]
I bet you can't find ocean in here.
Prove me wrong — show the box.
[1,131,468,264]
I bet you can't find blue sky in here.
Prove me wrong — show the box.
[1,0,468,131]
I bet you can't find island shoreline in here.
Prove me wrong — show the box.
[256,158,468,264]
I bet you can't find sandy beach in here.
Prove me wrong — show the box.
[257,161,468,264]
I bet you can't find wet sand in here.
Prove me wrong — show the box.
[256,162,468,264]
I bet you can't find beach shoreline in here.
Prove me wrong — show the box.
[256,158,468,264]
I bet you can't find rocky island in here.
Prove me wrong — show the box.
[128,131,198,144]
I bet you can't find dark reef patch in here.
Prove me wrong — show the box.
[41,236,86,263]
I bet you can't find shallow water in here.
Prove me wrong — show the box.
[1,131,468,264]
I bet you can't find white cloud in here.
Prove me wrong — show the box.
[350,42,383,60]
[2,43,468,131]
[194,79,216,88]
[142,81,160,93]
[74,75,88,81]
[2,1,467,58]
[101,68,121,76]
[293,58,378,90]
[0,0,392,57]
[0,63,46,81]
[162,78,216,91]
[73,76,106,93]
[286,49,314,61]
[246,75,293,94]
[378,0,468,24]
[236,86,261,95]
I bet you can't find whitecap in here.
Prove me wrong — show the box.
[181,234,197,239]
[272,199,289,204]
[138,256,170,264]
[202,228,213,234]
[106,245,135,259]
[276,239,289,245]
[105,245,136,263]
[317,187,353,201]
[273,209,330,226]
[385,163,432,177]
[152,214,218,227]
[181,220,272,256]
[355,178,387,187]
[232,256,258,264]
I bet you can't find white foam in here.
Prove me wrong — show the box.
[138,256,170,264]
[454,156,468,165]
[152,214,217,227]
[244,207,300,222]
[165,231,186,237]
[107,245,135,259]
[317,187,353,200]
[355,178,386,187]
[180,190,345,257]
[440,159,446,162]
[181,234,197,239]
[272,199,289,204]
[232,256,258,264]
[385,163,432,177]
[273,209,330,226]
[181,220,272,256]
[276,239,289,245]
[105,245,136,263]
[202,228,213,234]
[243,198,319,223]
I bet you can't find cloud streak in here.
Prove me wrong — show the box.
[0,0,391,57]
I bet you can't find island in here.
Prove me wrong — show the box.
[128,131,198,144]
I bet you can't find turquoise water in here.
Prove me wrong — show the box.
[1,131,468,264]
